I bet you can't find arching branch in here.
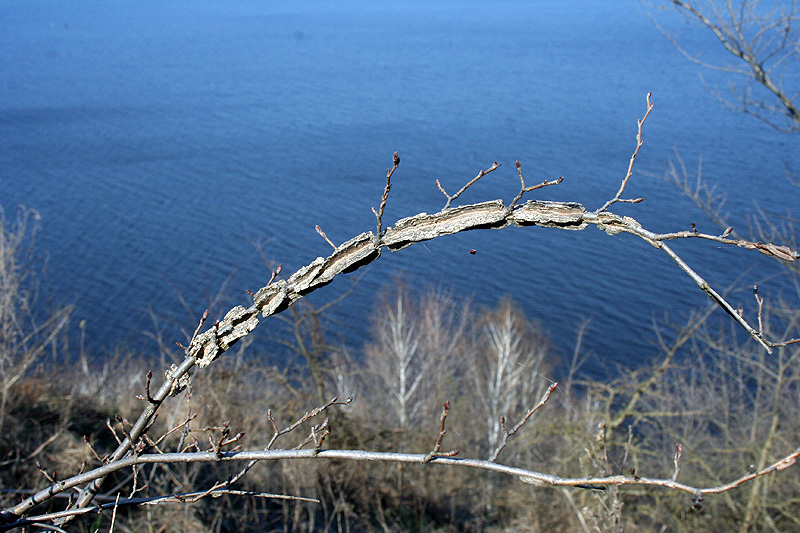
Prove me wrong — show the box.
[5,95,797,528]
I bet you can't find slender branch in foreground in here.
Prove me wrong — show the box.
[648,226,799,262]
[610,219,795,351]
[5,442,799,531]
[4,489,319,532]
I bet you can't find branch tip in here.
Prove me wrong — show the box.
[315,225,336,249]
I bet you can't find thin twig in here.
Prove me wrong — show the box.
[507,160,564,212]
[489,383,557,462]
[596,92,653,213]
[83,437,103,464]
[672,442,683,482]
[372,151,400,238]
[311,418,330,454]
[437,162,501,210]
[23,430,64,462]
[648,229,799,261]
[755,283,765,336]
[424,401,458,463]
[151,414,197,450]
[227,397,351,487]
[108,494,119,533]
[176,309,209,352]
[105,420,121,447]
[135,371,157,404]
[315,225,336,250]
[188,310,209,350]
[3,490,319,531]
[35,463,55,484]
[621,425,634,467]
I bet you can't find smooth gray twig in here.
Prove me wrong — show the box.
[437,162,501,210]
[596,92,653,213]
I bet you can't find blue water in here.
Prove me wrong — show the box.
[1,1,797,376]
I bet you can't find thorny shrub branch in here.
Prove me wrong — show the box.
[3,93,799,528]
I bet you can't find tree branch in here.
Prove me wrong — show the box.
[655,0,800,132]
[6,96,797,524]
[5,442,799,531]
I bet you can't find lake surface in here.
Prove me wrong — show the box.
[1,1,797,377]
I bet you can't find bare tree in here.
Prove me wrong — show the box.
[362,286,469,428]
[651,0,800,132]
[473,299,550,455]
[364,286,425,429]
